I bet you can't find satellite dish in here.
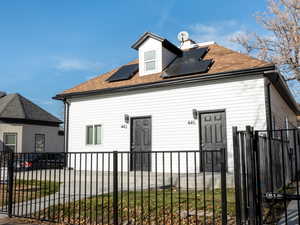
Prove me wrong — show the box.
[177,31,189,42]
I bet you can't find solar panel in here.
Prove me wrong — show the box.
[162,47,212,78]
[183,47,208,59]
[107,64,139,82]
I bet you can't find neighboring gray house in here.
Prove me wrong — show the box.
[0,92,64,153]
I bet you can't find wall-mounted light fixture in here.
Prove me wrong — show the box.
[124,114,130,124]
[192,109,198,120]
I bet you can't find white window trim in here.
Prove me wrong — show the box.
[86,124,103,146]
[3,132,17,152]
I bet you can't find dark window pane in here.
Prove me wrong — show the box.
[4,134,16,145]
[144,50,156,61]
[4,133,17,152]
[35,134,45,152]
[86,126,93,145]
[95,125,102,144]
[145,61,156,71]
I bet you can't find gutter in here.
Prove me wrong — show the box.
[53,65,276,100]
[264,79,272,130]
[63,99,70,154]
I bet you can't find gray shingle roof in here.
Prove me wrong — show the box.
[0,93,61,124]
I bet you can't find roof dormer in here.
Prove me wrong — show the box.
[132,32,182,76]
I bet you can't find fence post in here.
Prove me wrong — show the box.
[232,126,242,225]
[7,151,14,218]
[221,148,227,225]
[245,126,256,225]
[113,151,118,225]
[254,131,262,224]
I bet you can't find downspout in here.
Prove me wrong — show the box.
[265,81,272,131]
[63,99,70,153]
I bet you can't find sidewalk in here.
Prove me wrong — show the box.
[277,199,299,225]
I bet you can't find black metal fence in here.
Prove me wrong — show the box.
[233,126,300,225]
[0,151,12,214]
[0,149,229,225]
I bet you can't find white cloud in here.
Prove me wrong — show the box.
[55,58,102,72]
[189,20,246,50]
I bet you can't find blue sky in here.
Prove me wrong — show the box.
[0,0,271,118]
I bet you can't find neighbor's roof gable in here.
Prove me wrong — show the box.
[0,94,61,124]
[60,44,272,96]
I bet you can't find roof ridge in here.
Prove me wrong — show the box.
[19,94,61,122]
[0,94,18,116]
[15,93,27,119]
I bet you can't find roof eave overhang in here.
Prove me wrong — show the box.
[131,32,165,50]
[0,117,62,126]
[54,65,276,100]
[131,32,182,56]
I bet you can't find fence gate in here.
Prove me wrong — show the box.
[233,126,300,225]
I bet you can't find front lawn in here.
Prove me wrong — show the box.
[0,179,60,206]
[41,188,236,225]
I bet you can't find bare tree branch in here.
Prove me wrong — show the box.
[232,0,300,80]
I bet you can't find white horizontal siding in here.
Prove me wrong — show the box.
[269,84,297,129]
[68,76,267,172]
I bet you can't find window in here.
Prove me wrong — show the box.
[3,133,17,152]
[35,134,45,152]
[86,125,102,145]
[94,125,102,145]
[86,126,93,145]
[144,50,156,71]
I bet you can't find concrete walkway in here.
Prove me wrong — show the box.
[277,199,300,225]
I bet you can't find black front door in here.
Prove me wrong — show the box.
[130,117,152,171]
[200,111,227,172]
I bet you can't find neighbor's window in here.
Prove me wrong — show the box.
[144,50,156,71]
[94,125,102,145]
[3,133,17,152]
[35,134,45,152]
[86,125,93,145]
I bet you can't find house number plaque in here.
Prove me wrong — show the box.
[187,120,196,125]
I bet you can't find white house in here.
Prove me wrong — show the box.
[54,32,299,173]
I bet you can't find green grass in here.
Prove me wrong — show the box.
[42,188,236,225]
[0,179,60,206]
